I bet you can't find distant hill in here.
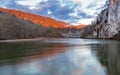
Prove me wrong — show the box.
[0,8,86,28]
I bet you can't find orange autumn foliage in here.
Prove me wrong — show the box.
[0,8,86,29]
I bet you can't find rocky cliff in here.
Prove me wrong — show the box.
[81,0,120,40]
[108,0,120,39]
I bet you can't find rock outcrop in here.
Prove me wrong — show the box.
[108,0,120,39]
[81,0,120,40]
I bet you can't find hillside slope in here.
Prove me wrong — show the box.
[0,8,69,28]
[0,8,86,29]
[0,12,63,40]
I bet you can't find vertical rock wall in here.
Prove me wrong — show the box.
[108,0,120,38]
[80,0,120,39]
[91,0,120,39]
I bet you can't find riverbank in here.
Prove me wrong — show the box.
[0,37,119,43]
[0,37,47,42]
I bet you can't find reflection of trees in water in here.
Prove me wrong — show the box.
[95,42,120,75]
[0,42,67,60]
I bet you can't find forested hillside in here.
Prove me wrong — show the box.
[0,8,68,28]
[0,8,86,29]
[0,12,63,40]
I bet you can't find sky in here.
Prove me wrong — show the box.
[0,0,107,25]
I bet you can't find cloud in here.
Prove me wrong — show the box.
[47,10,52,15]
[0,0,107,25]
[16,0,47,9]
[78,18,95,25]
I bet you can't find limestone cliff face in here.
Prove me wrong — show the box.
[82,0,120,39]
[94,8,109,38]
[108,0,120,38]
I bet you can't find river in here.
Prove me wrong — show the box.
[0,38,120,75]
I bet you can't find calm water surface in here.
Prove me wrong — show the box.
[0,38,120,75]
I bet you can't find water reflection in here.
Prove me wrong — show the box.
[95,41,120,75]
[0,39,108,75]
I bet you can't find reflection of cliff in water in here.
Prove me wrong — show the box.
[95,42,120,75]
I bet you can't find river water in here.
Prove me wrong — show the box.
[0,38,120,75]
